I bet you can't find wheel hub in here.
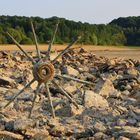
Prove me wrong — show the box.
[33,62,55,83]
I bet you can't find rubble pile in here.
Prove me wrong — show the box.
[0,49,140,140]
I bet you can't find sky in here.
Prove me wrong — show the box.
[0,0,140,24]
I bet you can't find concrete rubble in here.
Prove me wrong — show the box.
[0,49,140,139]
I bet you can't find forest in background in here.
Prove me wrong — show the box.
[0,15,140,46]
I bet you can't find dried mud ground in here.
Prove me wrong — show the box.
[0,45,140,140]
[0,44,140,60]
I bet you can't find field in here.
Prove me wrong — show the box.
[0,44,140,60]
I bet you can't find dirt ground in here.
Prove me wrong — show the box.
[0,44,140,60]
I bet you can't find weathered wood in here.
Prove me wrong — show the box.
[56,74,94,86]
[28,84,40,118]
[46,83,55,118]
[31,21,42,61]
[52,80,79,109]
[4,79,35,108]
[47,21,59,59]
[7,32,35,64]
[52,36,81,64]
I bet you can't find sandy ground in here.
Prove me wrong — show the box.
[0,44,140,60]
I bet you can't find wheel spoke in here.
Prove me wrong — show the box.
[51,36,81,64]
[28,83,40,118]
[45,83,55,118]
[52,80,79,109]
[4,79,35,108]
[47,21,59,59]
[7,32,35,64]
[31,21,42,61]
[55,74,94,86]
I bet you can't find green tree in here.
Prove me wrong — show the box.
[7,28,22,43]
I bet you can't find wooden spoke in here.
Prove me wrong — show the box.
[51,36,81,64]
[52,80,79,109]
[4,79,35,108]
[55,74,94,86]
[31,21,42,61]
[7,32,35,64]
[45,83,55,118]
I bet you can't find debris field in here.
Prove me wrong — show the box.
[0,48,140,140]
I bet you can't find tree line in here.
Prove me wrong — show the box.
[0,15,139,46]
[110,16,140,46]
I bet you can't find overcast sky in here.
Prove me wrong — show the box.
[0,0,140,24]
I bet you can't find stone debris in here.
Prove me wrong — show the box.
[0,130,23,140]
[84,90,109,108]
[0,49,140,139]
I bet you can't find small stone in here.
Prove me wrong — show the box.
[125,85,132,91]
[94,132,108,139]
[75,129,94,139]
[13,119,35,132]
[5,120,14,131]
[64,85,77,93]
[30,81,38,90]
[131,91,140,101]
[31,131,51,140]
[118,136,130,140]
[119,126,140,139]
[17,92,34,101]
[127,118,137,125]
[136,122,140,127]
[66,66,79,76]
[49,125,65,137]
[13,56,21,61]
[117,119,127,126]
[56,104,83,117]
[93,121,106,132]
[122,90,131,96]
[127,68,138,76]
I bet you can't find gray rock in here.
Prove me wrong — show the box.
[13,119,35,132]
[109,126,140,139]
[31,131,51,140]
[125,85,132,91]
[127,118,137,125]
[56,104,83,117]
[116,119,127,126]
[5,120,14,131]
[122,90,131,96]
[74,129,94,139]
[94,132,108,139]
[93,121,106,132]
[49,125,65,137]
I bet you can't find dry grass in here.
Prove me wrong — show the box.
[0,44,140,60]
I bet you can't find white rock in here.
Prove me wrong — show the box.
[84,90,109,108]
[67,66,79,76]
[98,79,119,98]
[64,85,77,93]
[118,136,130,140]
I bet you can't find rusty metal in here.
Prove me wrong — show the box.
[4,21,93,118]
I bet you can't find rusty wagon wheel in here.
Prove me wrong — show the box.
[3,21,93,118]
